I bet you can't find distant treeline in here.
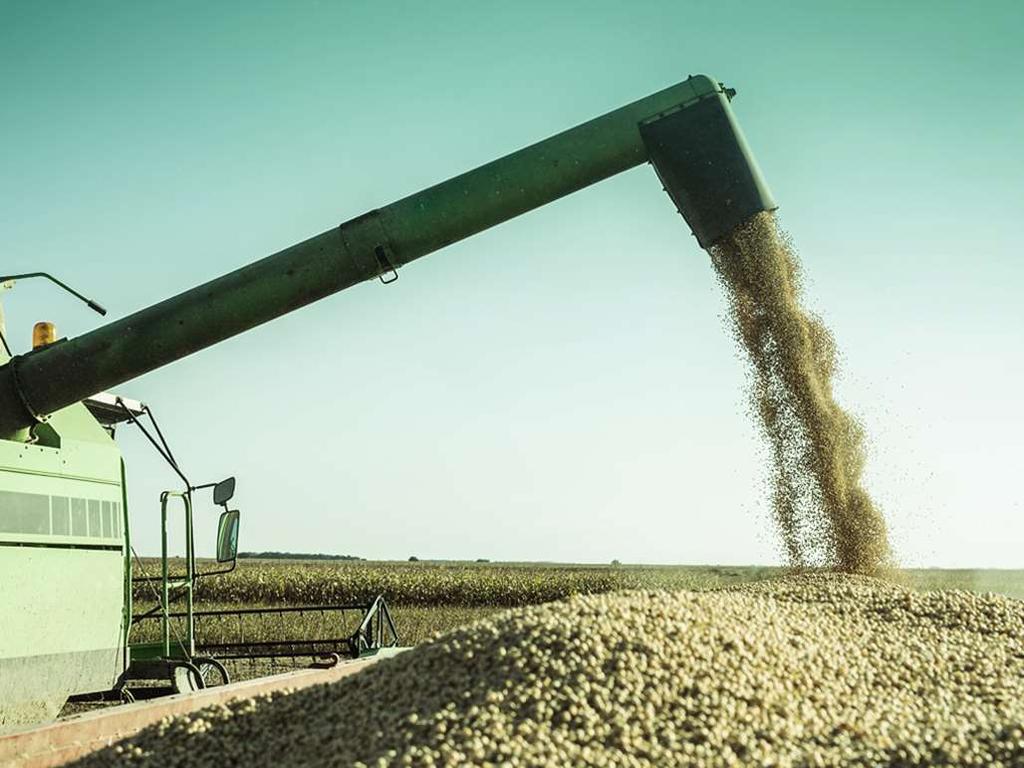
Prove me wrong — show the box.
[238,552,364,561]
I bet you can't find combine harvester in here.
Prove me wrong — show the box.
[0,73,775,763]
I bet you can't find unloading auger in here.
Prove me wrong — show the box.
[0,74,774,438]
[0,73,776,734]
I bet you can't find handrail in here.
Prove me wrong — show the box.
[159,491,194,658]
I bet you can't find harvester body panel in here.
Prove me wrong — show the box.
[0,401,127,729]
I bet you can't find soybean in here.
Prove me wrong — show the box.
[75,574,1024,767]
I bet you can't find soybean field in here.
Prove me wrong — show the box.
[132,558,1024,650]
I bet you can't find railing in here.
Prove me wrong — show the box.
[131,595,400,662]
[160,491,193,658]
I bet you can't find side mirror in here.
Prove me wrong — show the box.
[213,477,236,507]
[216,509,240,563]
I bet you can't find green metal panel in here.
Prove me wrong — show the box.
[0,402,126,730]
[0,649,123,730]
[0,546,124,730]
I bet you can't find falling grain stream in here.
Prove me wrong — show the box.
[710,213,892,572]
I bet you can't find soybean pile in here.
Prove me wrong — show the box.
[710,213,891,572]
[77,574,1024,768]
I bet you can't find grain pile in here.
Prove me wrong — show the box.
[77,574,1024,767]
[709,213,891,572]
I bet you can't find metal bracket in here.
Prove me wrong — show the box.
[338,209,400,285]
[374,245,398,284]
[6,355,48,424]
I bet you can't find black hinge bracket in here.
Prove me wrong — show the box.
[338,210,400,286]
[373,245,398,284]
[7,355,48,424]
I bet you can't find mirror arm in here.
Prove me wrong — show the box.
[117,400,190,489]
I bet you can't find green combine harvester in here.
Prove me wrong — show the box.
[0,74,775,730]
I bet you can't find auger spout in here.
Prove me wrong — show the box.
[0,73,775,436]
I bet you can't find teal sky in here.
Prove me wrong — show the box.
[2,1,1021,566]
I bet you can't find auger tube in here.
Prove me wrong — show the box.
[0,74,775,437]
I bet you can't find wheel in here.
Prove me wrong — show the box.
[171,662,205,694]
[194,656,230,688]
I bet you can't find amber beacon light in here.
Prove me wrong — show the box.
[32,321,57,349]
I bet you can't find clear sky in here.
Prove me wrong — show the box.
[2,1,1021,566]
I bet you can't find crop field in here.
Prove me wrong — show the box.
[130,560,789,675]
[137,558,1024,605]
[135,559,787,607]
[131,559,1024,671]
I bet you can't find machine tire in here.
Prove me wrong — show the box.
[194,657,230,688]
[171,662,206,694]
